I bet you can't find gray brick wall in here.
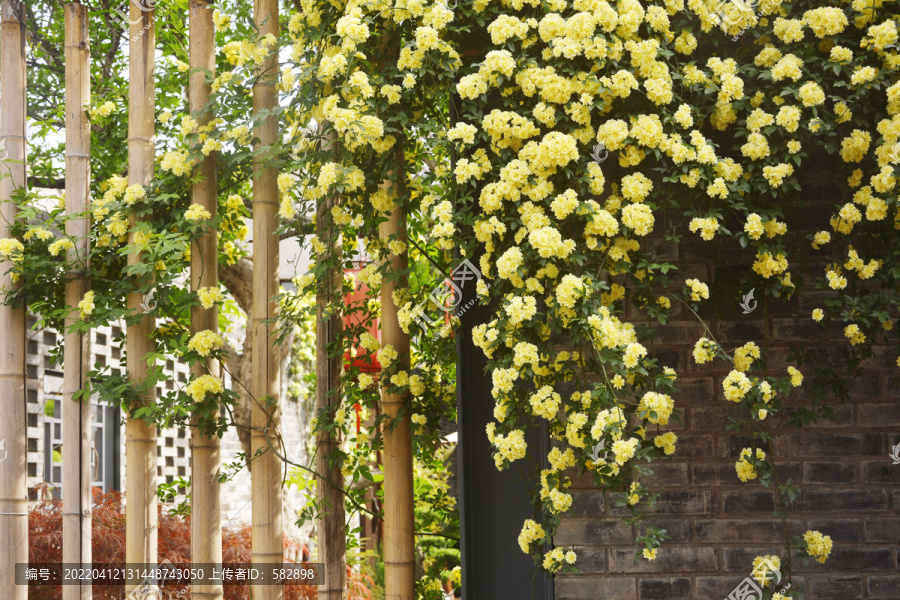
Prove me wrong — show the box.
[555,190,900,599]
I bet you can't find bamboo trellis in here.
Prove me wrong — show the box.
[62,6,92,600]
[0,2,425,598]
[251,1,284,598]
[380,146,415,600]
[125,0,159,591]
[0,2,28,600]
[316,130,347,600]
[189,1,223,598]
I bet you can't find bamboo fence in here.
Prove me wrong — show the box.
[0,2,28,599]
[380,145,415,600]
[189,1,223,598]
[316,130,347,600]
[62,5,92,600]
[125,0,158,590]
[0,3,426,599]
[251,1,284,598]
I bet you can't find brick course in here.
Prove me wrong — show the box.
[554,192,900,599]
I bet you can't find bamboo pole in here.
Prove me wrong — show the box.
[380,144,415,600]
[316,131,346,600]
[0,3,28,600]
[189,1,223,598]
[62,5,92,600]
[125,0,158,591]
[251,0,283,597]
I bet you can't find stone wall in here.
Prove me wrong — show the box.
[554,186,900,599]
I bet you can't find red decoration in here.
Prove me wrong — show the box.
[343,263,381,373]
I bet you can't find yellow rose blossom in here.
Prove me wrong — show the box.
[803,530,833,563]
[0,238,25,261]
[77,290,95,319]
[735,447,765,482]
[188,330,225,357]
[48,238,74,257]
[185,374,224,403]
[197,286,224,309]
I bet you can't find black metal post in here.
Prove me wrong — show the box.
[455,286,554,600]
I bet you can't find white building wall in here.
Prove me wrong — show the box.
[25,316,310,544]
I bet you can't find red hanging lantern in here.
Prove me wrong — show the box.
[343,262,382,373]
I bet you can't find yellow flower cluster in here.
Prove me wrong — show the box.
[844,324,866,345]
[752,252,789,279]
[77,290,95,319]
[160,150,194,176]
[377,344,398,368]
[197,286,224,309]
[654,431,677,456]
[751,555,781,587]
[612,437,639,466]
[693,337,716,364]
[547,488,572,513]
[787,366,803,387]
[637,392,674,425]
[555,274,583,309]
[623,342,647,369]
[734,342,761,372]
[762,163,794,188]
[723,370,752,402]
[541,547,576,573]
[89,101,115,119]
[287,0,900,575]
[491,428,527,469]
[803,530,833,563]
[620,202,654,235]
[684,278,709,301]
[188,330,225,357]
[688,217,719,241]
[0,238,25,261]
[48,238,74,257]
[185,374,224,403]
[184,204,212,222]
[735,447,765,482]
[517,519,545,553]
[590,406,626,442]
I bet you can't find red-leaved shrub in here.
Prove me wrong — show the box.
[27,485,374,600]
